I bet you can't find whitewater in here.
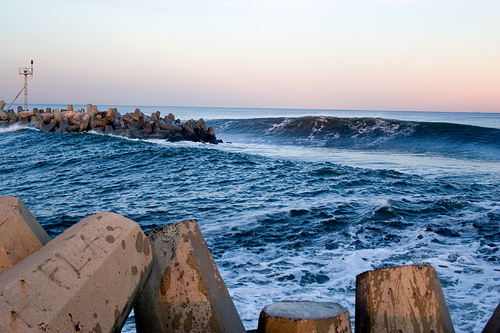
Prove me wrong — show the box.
[1,105,499,332]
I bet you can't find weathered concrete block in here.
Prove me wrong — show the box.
[126,121,139,133]
[90,105,99,118]
[257,301,351,333]
[38,113,54,124]
[483,302,500,333]
[17,110,35,118]
[79,113,91,132]
[61,110,77,119]
[159,123,182,133]
[135,220,246,333]
[152,120,160,133]
[42,119,57,132]
[355,265,454,333]
[0,110,8,121]
[67,124,80,133]
[0,212,154,332]
[0,197,51,275]
[144,121,153,134]
[7,111,17,122]
[106,108,118,120]
[53,109,62,125]
[197,118,208,132]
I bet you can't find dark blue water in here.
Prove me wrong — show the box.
[1,106,499,332]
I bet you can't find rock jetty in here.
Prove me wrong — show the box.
[0,101,220,144]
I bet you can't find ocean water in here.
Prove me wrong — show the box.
[1,105,499,332]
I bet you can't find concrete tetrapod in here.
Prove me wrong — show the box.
[355,264,455,333]
[0,212,154,333]
[0,197,51,274]
[257,301,352,333]
[482,302,500,333]
[135,220,246,333]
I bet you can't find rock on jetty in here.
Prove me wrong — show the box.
[0,102,220,144]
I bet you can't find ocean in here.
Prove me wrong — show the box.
[1,105,499,332]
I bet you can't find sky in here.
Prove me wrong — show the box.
[1,0,499,112]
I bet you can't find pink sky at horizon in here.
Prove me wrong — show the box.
[1,0,499,112]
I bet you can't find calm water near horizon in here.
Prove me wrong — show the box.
[1,105,499,332]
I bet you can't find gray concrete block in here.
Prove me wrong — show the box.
[0,212,154,332]
[355,264,455,333]
[0,197,51,274]
[257,301,351,333]
[135,220,246,333]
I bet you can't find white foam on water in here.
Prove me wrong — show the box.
[0,123,34,133]
[202,196,500,333]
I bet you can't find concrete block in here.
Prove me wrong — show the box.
[257,301,351,333]
[482,302,500,333]
[135,220,246,333]
[0,212,154,332]
[355,265,454,333]
[0,197,51,275]
[53,109,62,125]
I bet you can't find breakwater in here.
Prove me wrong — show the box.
[0,101,220,144]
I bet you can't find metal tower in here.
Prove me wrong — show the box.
[19,60,34,111]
